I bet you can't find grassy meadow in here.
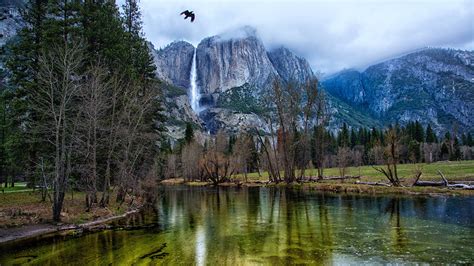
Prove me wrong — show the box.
[238,160,474,182]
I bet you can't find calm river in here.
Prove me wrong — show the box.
[1,186,473,265]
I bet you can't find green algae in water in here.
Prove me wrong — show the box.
[1,187,473,265]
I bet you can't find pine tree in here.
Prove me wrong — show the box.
[184,122,194,144]
[414,121,424,142]
[467,133,473,147]
[440,142,450,160]
[6,0,50,186]
[425,124,437,143]
[122,0,156,83]
[79,0,127,68]
[408,140,421,163]
[43,0,81,45]
[338,123,350,147]
[450,137,461,161]
[350,128,358,148]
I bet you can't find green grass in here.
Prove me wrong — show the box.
[238,160,474,182]
[0,182,33,193]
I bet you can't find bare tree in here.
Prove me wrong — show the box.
[200,130,234,185]
[313,91,330,179]
[374,127,402,186]
[99,75,124,207]
[181,141,203,181]
[296,79,319,179]
[115,79,160,204]
[32,44,83,222]
[369,143,385,165]
[254,120,282,183]
[232,134,252,182]
[75,63,111,210]
[352,146,364,176]
[337,147,351,178]
[164,154,178,179]
[269,79,324,182]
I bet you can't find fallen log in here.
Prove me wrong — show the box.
[447,184,474,190]
[323,176,361,180]
[355,181,391,187]
[450,181,474,185]
[412,170,473,189]
[413,181,446,187]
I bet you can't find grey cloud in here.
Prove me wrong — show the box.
[132,0,473,75]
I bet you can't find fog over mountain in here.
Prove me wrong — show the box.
[125,0,473,74]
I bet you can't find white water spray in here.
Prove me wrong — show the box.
[189,49,202,113]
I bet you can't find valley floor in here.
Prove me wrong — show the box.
[162,160,474,196]
[1,161,472,245]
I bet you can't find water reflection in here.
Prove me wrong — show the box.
[0,186,473,265]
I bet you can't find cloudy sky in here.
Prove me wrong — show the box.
[132,0,473,75]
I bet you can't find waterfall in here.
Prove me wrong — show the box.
[189,49,201,113]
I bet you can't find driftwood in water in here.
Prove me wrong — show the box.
[355,181,391,187]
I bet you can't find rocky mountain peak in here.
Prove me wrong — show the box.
[195,26,276,98]
[268,46,314,83]
[152,40,195,89]
[322,48,474,133]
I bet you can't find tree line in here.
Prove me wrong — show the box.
[164,79,473,186]
[0,0,164,221]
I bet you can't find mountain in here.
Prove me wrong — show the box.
[152,41,194,89]
[322,48,474,133]
[153,27,332,136]
[196,26,276,98]
[268,47,314,83]
[2,11,472,138]
[153,26,395,137]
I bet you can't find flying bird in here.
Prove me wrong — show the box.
[180,10,195,22]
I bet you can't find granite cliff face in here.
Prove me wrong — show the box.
[195,27,277,98]
[152,41,195,89]
[0,1,23,47]
[322,48,474,133]
[153,27,319,135]
[153,27,473,136]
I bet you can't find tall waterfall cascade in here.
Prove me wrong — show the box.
[189,49,202,113]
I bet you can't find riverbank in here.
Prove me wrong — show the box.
[0,191,144,245]
[0,208,141,245]
[161,178,474,196]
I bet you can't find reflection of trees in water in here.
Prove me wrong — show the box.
[384,198,407,251]
[2,187,474,265]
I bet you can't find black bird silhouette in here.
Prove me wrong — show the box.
[180,10,195,22]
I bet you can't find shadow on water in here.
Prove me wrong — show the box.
[0,186,473,264]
